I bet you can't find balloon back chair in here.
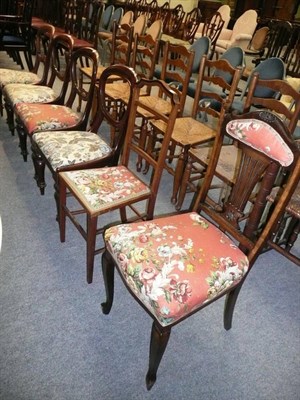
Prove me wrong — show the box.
[58,78,180,284]
[31,65,138,216]
[0,23,55,118]
[3,32,74,136]
[14,46,99,161]
[101,108,299,390]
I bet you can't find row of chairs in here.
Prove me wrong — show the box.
[1,47,299,390]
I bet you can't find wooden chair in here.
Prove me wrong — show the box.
[283,24,300,79]
[14,46,99,161]
[0,23,55,118]
[3,32,74,136]
[200,11,225,59]
[152,54,242,207]
[31,65,137,212]
[58,78,180,284]
[179,69,300,212]
[176,7,202,43]
[162,4,185,37]
[0,0,35,70]
[100,108,299,390]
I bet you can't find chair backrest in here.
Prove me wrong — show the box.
[119,10,134,27]
[90,65,138,165]
[99,4,114,31]
[158,1,170,29]
[160,41,195,116]
[247,26,269,52]
[180,7,202,42]
[217,46,244,83]
[243,72,300,136]
[121,78,180,218]
[283,25,300,78]
[192,54,242,119]
[189,36,211,74]
[107,7,124,31]
[78,0,103,44]
[146,19,162,41]
[45,33,74,97]
[201,11,224,58]
[264,20,293,60]
[31,23,55,77]
[62,46,99,130]
[163,4,185,36]
[145,0,159,27]
[231,9,257,39]
[62,0,85,35]
[241,57,285,99]
[131,33,161,79]
[193,108,299,267]
[217,4,231,29]
[133,13,147,36]
[110,21,134,66]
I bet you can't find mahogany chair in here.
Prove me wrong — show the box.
[162,4,185,37]
[178,69,300,211]
[58,78,180,284]
[0,23,55,118]
[31,65,138,215]
[151,54,242,207]
[200,11,225,59]
[100,108,299,389]
[3,32,74,136]
[14,46,99,161]
[284,25,300,78]
[177,7,202,43]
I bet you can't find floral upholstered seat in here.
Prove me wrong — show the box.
[0,69,40,88]
[15,103,82,134]
[3,84,57,107]
[33,131,112,169]
[105,212,249,327]
[60,166,151,213]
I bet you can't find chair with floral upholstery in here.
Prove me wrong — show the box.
[100,108,300,390]
[0,23,55,118]
[31,65,138,218]
[3,32,74,136]
[58,78,180,284]
[14,46,99,162]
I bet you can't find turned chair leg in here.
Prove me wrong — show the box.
[223,283,243,331]
[101,250,115,315]
[5,101,15,135]
[32,148,46,195]
[16,121,28,161]
[59,177,67,243]
[146,322,171,391]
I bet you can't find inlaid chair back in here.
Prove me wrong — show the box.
[179,7,202,43]
[201,11,225,59]
[163,4,185,36]
[146,0,159,27]
[100,108,299,389]
[58,78,180,283]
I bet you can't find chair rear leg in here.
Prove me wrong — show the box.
[101,249,115,314]
[146,322,171,390]
[86,215,98,284]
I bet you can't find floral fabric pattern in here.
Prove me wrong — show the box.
[0,69,40,88]
[226,118,294,167]
[33,131,112,169]
[4,84,57,106]
[15,103,82,135]
[105,212,249,327]
[61,166,150,213]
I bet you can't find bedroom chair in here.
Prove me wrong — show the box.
[100,108,299,390]
[58,78,180,283]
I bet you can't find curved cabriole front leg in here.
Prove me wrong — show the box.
[146,322,171,391]
[101,250,115,315]
[223,283,243,331]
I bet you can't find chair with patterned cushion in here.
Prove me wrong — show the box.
[100,108,299,390]
[3,32,74,136]
[31,65,138,220]
[0,23,55,118]
[14,46,99,162]
[58,78,180,284]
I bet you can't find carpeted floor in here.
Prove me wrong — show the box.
[0,51,299,400]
